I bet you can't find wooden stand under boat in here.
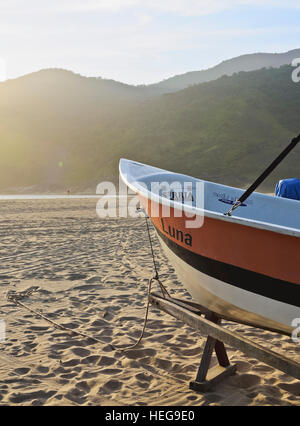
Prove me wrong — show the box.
[149,292,300,392]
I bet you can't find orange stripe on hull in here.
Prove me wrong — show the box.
[139,195,300,285]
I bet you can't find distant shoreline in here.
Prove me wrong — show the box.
[0,192,274,200]
[0,194,129,200]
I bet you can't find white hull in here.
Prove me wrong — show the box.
[158,235,296,335]
[119,158,300,336]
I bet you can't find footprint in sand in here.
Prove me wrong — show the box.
[180,346,202,357]
[154,358,173,371]
[262,385,282,398]
[101,379,122,393]
[9,390,56,404]
[80,371,99,380]
[50,342,73,351]
[68,273,87,281]
[29,326,50,332]
[62,358,81,368]
[99,356,117,367]
[74,380,97,398]
[99,368,122,375]
[278,381,300,396]
[60,372,78,380]
[227,373,261,389]
[71,347,91,357]
[80,355,101,365]
[135,373,152,383]
[13,368,31,375]
[124,348,156,360]
[64,388,87,404]
[203,393,223,404]
[234,360,252,373]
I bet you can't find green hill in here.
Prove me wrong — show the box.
[0,65,299,192]
[149,49,300,92]
[0,69,161,192]
[115,65,300,190]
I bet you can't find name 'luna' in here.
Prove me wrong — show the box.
[161,218,192,246]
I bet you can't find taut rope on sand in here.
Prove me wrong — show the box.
[118,214,171,350]
[4,286,188,391]
[6,215,171,352]
[6,276,170,352]
[117,276,170,351]
[6,287,114,347]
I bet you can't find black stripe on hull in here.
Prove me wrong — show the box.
[156,228,300,308]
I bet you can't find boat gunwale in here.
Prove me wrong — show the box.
[119,159,300,239]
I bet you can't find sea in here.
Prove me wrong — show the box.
[0,195,127,200]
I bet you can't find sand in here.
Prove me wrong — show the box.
[1,198,300,406]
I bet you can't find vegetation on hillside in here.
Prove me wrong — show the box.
[149,49,300,92]
[0,65,299,192]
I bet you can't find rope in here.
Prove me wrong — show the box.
[7,286,40,301]
[144,215,160,280]
[7,288,116,348]
[224,134,300,216]
[119,276,170,351]
[6,276,170,352]
[143,213,171,298]
[6,214,171,352]
[5,286,188,390]
[116,214,171,351]
[223,200,242,217]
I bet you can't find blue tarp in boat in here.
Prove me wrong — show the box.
[275,178,300,201]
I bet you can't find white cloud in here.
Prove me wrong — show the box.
[1,0,300,16]
[56,0,300,16]
[147,0,300,16]
[1,0,300,84]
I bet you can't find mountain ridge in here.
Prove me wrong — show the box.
[3,48,300,93]
[0,59,299,193]
[148,48,300,91]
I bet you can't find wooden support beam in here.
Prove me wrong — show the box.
[149,293,300,383]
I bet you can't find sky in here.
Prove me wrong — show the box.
[0,0,300,85]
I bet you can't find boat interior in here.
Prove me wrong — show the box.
[121,159,300,232]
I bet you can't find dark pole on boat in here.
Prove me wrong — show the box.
[224,134,300,216]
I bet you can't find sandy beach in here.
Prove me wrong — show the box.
[1,198,300,406]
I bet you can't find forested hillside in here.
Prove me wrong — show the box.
[0,65,299,192]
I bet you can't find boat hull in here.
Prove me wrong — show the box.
[119,158,300,336]
[140,196,300,336]
[158,232,296,335]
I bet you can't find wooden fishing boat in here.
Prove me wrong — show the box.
[120,152,300,336]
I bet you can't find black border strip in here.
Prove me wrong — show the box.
[157,228,300,308]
